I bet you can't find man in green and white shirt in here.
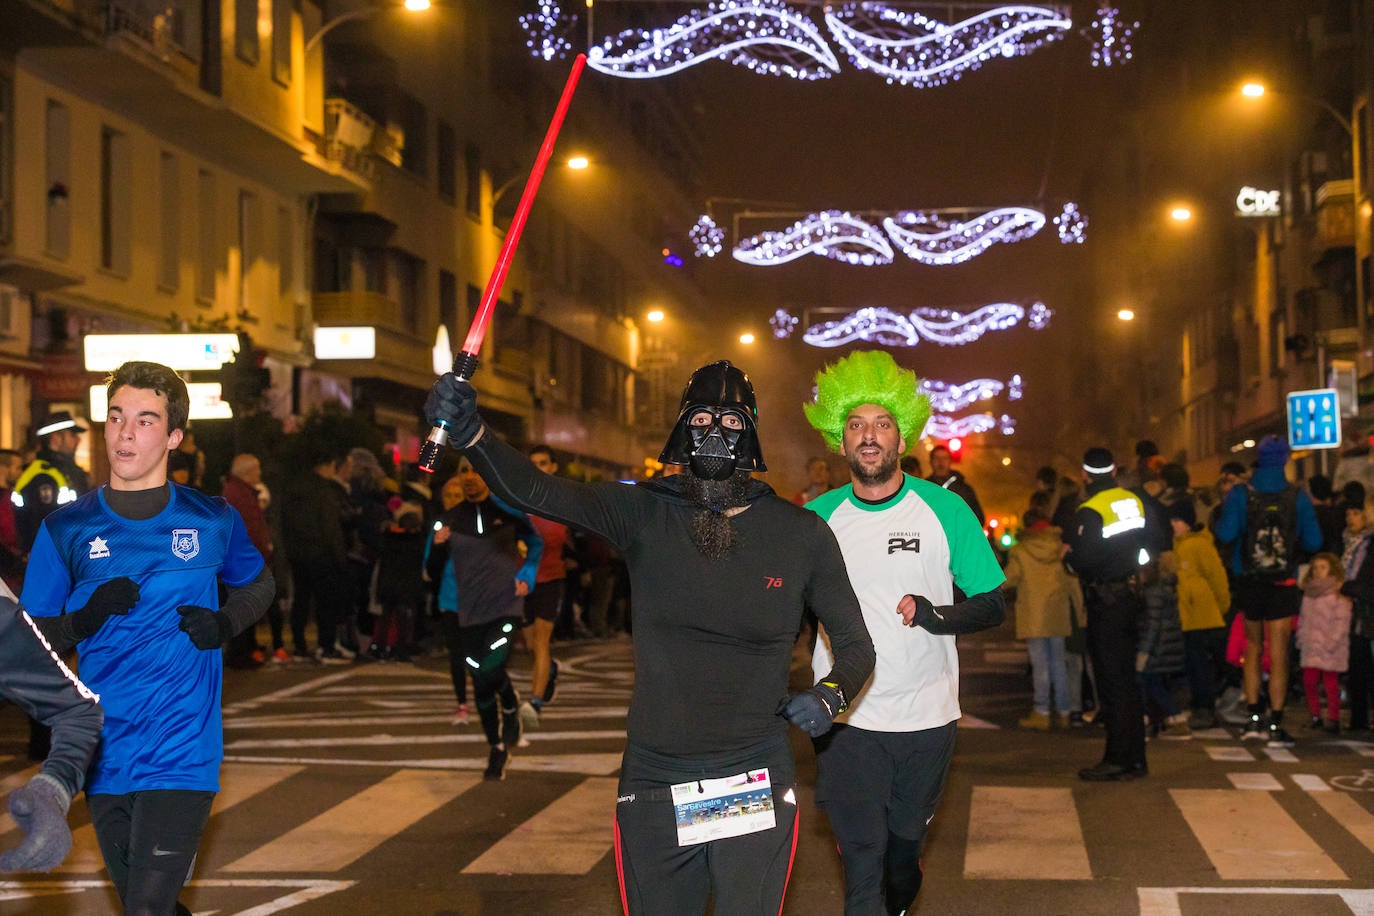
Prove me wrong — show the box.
[804,351,1006,916]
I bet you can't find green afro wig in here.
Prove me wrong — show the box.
[803,350,930,454]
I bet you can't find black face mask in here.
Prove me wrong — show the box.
[686,409,747,481]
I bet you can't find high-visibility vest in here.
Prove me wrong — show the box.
[1080,487,1146,539]
[11,460,76,509]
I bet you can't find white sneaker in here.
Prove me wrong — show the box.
[450,704,470,726]
[333,643,357,660]
[519,700,541,732]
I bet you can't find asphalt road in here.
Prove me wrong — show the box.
[3,617,1373,915]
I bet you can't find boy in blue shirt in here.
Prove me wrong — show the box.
[23,361,273,914]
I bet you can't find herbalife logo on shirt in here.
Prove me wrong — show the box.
[887,529,921,555]
[88,536,110,560]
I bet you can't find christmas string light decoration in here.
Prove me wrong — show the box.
[691,214,727,258]
[920,376,1025,413]
[802,301,1052,348]
[925,413,1016,439]
[770,308,799,338]
[882,207,1045,265]
[1083,5,1136,67]
[521,2,1078,85]
[1053,201,1087,243]
[734,210,895,267]
[824,3,1071,88]
[587,0,841,81]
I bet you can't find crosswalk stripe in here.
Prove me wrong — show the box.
[1170,789,1347,880]
[964,787,1091,879]
[222,768,480,873]
[1292,774,1331,792]
[226,730,626,750]
[224,708,630,729]
[1264,748,1298,763]
[1205,746,1254,761]
[54,762,304,873]
[462,777,617,875]
[221,753,625,776]
[1311,791,1374,856]
[1226,773,1281,791]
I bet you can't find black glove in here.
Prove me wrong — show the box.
[68,576,140,641]
[177,605,233,650]
[906,595,942,630]
[0,773,72,872]
[776,682,845,738]
[423,373,484,448]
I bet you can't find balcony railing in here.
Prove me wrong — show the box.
[312,290,400,329]
[1315,179,1355,251]
[323,99,379,181]
[94,0,202,80]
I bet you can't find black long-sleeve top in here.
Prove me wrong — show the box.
[466,433,875,758]
[0,598,102,800]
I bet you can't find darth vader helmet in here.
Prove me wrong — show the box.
[659,361,767,480]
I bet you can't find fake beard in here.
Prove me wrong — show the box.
[681,469,753,559]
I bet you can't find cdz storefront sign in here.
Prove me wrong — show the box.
[1235,186,1281,218]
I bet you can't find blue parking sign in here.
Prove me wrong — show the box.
[1286,387,1342,450]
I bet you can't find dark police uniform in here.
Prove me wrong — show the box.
[1067,480,1149,779]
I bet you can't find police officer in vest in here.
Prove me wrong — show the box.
[14,411,89,555]
[1066,447,1150,781]
[14,410,89,762]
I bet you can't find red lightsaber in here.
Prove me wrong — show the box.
[419,53,587,473]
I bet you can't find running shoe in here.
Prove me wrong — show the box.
[450,704,469,726]
[315,648,350,666]
[519,700,541,733]
[1240,715,1267,741]
[333,642,357,660]
[270,648,291,664]
[484,745,510,781]
[1266,724,1295,748]
[542,659,560,703]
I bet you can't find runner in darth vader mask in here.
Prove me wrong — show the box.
[657,361,767,557]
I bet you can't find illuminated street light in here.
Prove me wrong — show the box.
[1169,206,1192,222]
[739,333,755,345]
[1000,456,1012,467]
[1241,82,1265,98]
[1238,80,1352,136]
[566,155,590,170]
[306,0,431,54]
[493,157,588,208]
[646,309,665,323]
[1118,308,1135,321]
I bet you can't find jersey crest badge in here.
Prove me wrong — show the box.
[88,536,110,560]
[172,528,200,561]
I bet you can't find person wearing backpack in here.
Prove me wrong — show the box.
[1213,436,1323,747]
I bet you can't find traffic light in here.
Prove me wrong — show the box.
[947,437,963,462]
[219,332,271,413]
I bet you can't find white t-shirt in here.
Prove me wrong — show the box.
[809,475,1005,732]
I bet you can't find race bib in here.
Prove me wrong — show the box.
[671,768,776,847]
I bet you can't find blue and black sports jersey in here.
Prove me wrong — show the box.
[22,484,263,794]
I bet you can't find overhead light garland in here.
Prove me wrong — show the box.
[521,2,1099,85]
[1083,5,1136,68]
[925,413,1017,439]
[802,301,1052,348]
[920,374,1024,412]
[709,204,1085,264]
[770,308,800,338]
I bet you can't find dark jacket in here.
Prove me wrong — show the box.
[222,475,272,563]
[282,472,350,567]
[926,470,985,524]
[374,523,427,606]
[1138,565,1186,674]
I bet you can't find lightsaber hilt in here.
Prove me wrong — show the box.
[417,351,480,472]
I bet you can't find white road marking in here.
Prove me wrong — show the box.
[1205,746,1254,762]
[1139,886,1374,916]
[462,778,617,875]
[226,730,625,750]
[221,753,625,775]
[1292,774,1331,792]
[1170,789,1346,880]
[0,879,355,914]
[1264,747,1298,763]
[224,708,629,729]
[223,769,480,873]
[964,787,1091,879]
[1310,790,1374,857]
[1226,772,1282,791]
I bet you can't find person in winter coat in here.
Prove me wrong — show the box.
[1004,502,1083,729]
[1168,500,1230,728]
[1137,553,1188,738]
[1340,498,1374,734]
[370,501,428,662]
[1298,552,1353,734]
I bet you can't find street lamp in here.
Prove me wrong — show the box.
[1169,205,1192,223]
[492,156,589,209]
[1239,80,1353,137]
[305,0,431,55]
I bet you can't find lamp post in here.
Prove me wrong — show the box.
[491,155,590,210]
[305,0,431,55]
[1240,80,1362,360]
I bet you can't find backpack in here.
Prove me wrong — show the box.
[1240,485,1299,580]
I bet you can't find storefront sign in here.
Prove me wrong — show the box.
[314,326,376,360]
[1235,186,1281,218]
[83,334,239,372]
[89,383,234,421]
